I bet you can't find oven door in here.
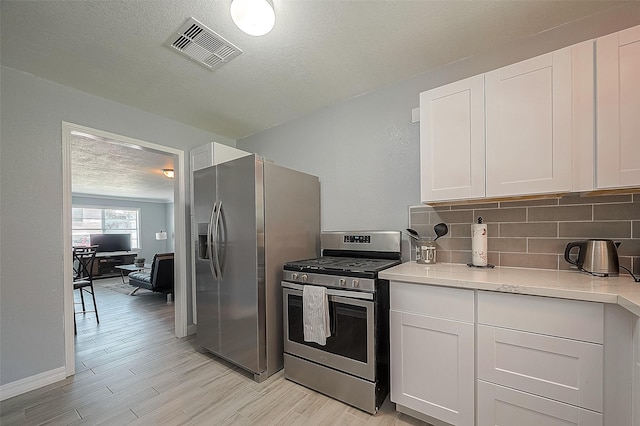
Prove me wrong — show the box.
[282,282,376,381]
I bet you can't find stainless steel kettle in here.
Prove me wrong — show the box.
[564,239,621,277]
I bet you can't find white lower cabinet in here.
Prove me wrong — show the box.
[477,291,604,425]
[390,282,474,426]
[634,315,640,426]
[389,284,632,425]
[477,325,603,412]
[477,381,602,426]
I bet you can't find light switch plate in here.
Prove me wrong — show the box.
[411,107,420,123]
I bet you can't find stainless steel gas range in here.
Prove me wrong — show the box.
[281,231,402,414]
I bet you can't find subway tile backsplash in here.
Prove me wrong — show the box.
[409,192,640,275]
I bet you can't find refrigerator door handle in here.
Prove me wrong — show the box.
[213,200,223,280]
[207,201,218,280]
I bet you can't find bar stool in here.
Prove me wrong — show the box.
[73,246,99,334]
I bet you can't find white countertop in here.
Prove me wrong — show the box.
[379,262,640,317]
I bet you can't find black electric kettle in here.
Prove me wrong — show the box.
[564,239,620,277]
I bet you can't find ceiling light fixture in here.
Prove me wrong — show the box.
[163,169,175,179]
[230,0,275,36]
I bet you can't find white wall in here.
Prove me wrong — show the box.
[0,66,233,388]
[237,5,640,232]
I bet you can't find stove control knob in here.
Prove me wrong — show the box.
[339,278,346,287]
[301,274,308,282]
[352,279,359,288]
[291,273,298,280]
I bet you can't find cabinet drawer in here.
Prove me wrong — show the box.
[478,291,603,343]
[478,325,603,412]
[477,380,602,426]
[390,282,474,322]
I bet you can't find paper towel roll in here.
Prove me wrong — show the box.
[472,223,488,266]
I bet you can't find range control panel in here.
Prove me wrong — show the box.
[343,235,371,244]
[321,231,402,254]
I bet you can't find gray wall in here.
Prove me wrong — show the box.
[72,195,172,261]
[240,86,421,232]
[0,66,233,387]
[166,202,175,253]
[237,5,640,232]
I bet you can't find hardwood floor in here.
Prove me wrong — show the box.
[1,278,427,425]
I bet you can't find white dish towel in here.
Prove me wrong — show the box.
[303,285,331,346]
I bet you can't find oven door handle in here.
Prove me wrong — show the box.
[281,282,374,301]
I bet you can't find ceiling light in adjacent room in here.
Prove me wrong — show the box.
[163,169,175,179]
[230,0,275,36]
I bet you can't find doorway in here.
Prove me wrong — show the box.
[62,122,188,377]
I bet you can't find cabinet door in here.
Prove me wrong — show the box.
[420,75,485,202]
[477,381,602,426]
[190,143,214,172]
[486,47,573,197]
[477,325,603,412]
[390,310,474,426]
[596,24,640,189]
[190,142,250,172]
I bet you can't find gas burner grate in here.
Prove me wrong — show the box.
[284,256,400,277]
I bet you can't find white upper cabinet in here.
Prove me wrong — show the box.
[420,76,485,202]
[418,24,640,203]
[485,46,574,198]
[419,40,594,203]
[596,24,640,189]
[190,142,251,172]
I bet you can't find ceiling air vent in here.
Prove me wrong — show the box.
[165,17,242,71]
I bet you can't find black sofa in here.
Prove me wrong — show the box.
[128,252,174,295]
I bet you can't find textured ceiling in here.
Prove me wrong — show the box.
[2,1,637,140]
[71,133,175,202]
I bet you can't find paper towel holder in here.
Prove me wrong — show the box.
[470,216,494,268]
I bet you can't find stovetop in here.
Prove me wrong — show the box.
[283,256,401,279]
[283,231,402,287]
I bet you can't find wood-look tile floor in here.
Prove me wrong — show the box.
[1,278,427,425]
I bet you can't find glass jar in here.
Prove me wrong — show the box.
[416,239,436,264]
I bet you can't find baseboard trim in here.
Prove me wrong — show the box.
[0,366,66,401]
[187,324,197,336]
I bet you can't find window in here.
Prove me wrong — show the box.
[72,206,140,248]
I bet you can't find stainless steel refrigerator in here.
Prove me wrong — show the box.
[193,154,320,382]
